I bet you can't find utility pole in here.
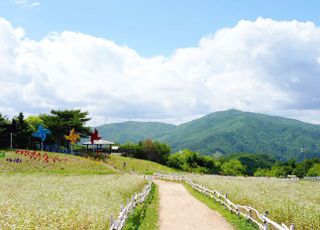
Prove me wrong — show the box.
[10,132,13,149]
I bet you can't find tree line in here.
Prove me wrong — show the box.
[0,110,90,150]
[119,141,320,177]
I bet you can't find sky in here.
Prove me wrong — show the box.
[1,0,320,125]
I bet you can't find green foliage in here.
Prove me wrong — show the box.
[167,150,219,174]
[12,112,33,149]
[40,109,91,147]
[0,113,10,147]
[124,183,159,230]
[221,159,246,176]
[307,163,320,176]
[120,139,171,164]
[222,153,276,176]
[25,115,44,131]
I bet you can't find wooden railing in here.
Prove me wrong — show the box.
[154,173,295,230]
[109,181,152,230]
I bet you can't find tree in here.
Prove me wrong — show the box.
[167,149,219,174]
[0,113,10,148]
[40,109,91,148]
[12,112,32,148]
[141,139,171,164]
[221,159,246,176]
[307,163,320,177]
[25,115,44,132]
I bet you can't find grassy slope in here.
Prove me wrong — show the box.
[0,150,117,175]
[107,155,177,175]
[0,151,176,175]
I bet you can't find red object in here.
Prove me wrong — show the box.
[90,128,101,144]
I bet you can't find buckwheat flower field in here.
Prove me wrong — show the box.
[0,174,146,229]
[192,175,320,230]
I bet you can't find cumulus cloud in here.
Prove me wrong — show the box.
[1,17,320,125]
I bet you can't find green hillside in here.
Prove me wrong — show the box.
[0,150,175,175]
[97,121,176,143]
[97,110,320,160]
[160,110,320,159]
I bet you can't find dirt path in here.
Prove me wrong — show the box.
[154,180,233,230]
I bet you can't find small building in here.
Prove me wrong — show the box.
[82,139,115,153]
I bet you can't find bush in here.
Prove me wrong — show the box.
[307,163,320,176]
[167,150,219,174]
[221,159,246,176]
[119,139,170,164]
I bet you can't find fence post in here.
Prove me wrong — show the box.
[110,215,114,229]
[248,209,252,221]
[263,211,269,230]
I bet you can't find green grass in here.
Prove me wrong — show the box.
[107,155,177,175]
[124,183,159,230]
[0,174,146,229]
[184,183,258,230]
[0,150,117,175]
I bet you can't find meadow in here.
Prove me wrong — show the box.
[191,175,320,230]
[0,174,146,229]
[0,150,161,229]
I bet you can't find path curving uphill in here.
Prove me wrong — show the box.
[154,180,233,230]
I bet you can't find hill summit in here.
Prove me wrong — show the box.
[97,110,320,160]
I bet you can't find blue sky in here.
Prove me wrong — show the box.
[1,0,320,125]
[1,0,320,56]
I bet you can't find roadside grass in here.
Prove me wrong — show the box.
[107,155,177,175]
[0,174,146,229]
[184,183,258,230]
[124,183,159,230]
[0,150,117,175]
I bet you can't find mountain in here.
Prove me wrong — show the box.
[97,110,320,160]
[96,121,176,143]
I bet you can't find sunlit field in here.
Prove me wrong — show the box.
[0,174,146,229]
[191,175,320,230]
[0,150,116,175]
[107,155,177,175]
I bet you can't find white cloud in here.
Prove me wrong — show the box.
[1,17,320,125]
[15,0,40,8]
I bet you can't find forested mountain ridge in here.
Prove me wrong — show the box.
[97,110,320,160]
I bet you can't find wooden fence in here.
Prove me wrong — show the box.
[109,181,152,230]
[154,173,295,230]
